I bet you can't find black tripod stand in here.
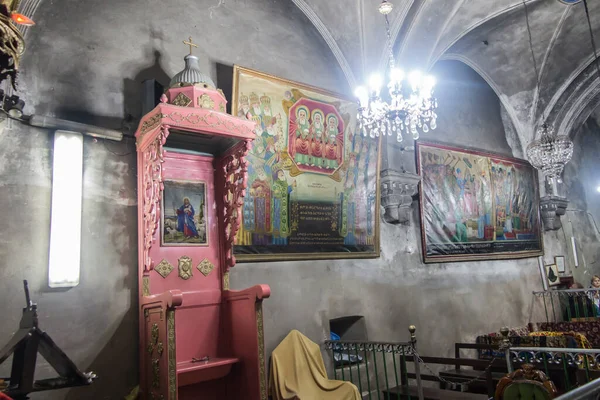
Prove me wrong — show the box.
[0,281,96,399]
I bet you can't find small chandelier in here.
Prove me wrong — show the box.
[526,123,573,178]
[355,0,438,142]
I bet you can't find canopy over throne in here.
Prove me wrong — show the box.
[134,37,270,400]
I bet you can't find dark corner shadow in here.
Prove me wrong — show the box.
[123,46,171,126]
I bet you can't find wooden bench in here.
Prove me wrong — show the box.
[382,356,495,400]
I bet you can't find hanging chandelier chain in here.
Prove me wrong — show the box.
[583,0,600,79]
[385,13,396,70]
[522,0,540,88]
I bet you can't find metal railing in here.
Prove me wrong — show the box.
[533,288,600,323]
[555,377,600,399]
[324,325,424,400]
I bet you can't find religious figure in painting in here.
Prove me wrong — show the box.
[249,92,262,119]
[250,167,272,245]
[237,94,251,119]
[176,197,200,238]
[271,168,296,245]
[292,106,311,165]
[310,109,325,168]
[325,113,342,170]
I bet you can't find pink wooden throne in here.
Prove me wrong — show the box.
[134,40,270,400]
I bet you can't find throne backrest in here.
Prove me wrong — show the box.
[495,364,558,400]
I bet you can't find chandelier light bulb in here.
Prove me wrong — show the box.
[408,70,423,91]
[390,68,404,83]
[369,73,383,94]
[354,86,369,108]
[422,75,436,94]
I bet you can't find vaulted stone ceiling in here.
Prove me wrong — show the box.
[294,0,600,146]
[13,0,600,147]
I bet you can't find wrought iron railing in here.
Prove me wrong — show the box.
[324,326,424,400]
[554,376,600,399]
[533,288,600,323]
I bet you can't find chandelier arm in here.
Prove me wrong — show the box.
[583,0,600,79]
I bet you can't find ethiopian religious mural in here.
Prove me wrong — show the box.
[161,180,208,246]
[417,142,542,263]
[232,66,380,261]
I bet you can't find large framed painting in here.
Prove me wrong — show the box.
[161,179,208,246]
[231,66,381,261]
[417,142,542,263]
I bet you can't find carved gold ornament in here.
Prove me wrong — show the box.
[155,259,174,279]
[167,311,176,399]
[172,92,192,107]
[178,256,193,280]
[223,271,230,290]
[142,276,150,296]
[197,258,215,277]
[199,94,215,109]
[151,323,159,345]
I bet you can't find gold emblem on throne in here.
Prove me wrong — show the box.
[155,259,174,278]
[178,256,193,280]
[197,258,215,277]
[198,94,215,109]
[172,92,192,107]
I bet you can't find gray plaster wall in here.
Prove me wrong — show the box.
[232,60,566,365]
[0,2,578,400]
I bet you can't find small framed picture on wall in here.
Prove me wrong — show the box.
[546,264,560,286]
[555,256,566,273]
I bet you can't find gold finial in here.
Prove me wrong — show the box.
[183,36,198,55]
[409,325,416,340]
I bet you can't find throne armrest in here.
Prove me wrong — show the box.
[141,289,184,309]
[222,284,271,302]
[220,284,270,399]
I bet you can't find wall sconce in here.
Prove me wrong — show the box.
[48,131,83,288]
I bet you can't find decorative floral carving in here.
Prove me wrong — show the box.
[141,127,168,272]
[165,111,254,136]
[198,94,215,109]
[157,342,164,357]
[197,258,215,277]
[151,323,159,345]
[152,358,160,388]
[155,259,174,278]
[167,311,176,399]
[256,302,267,400]
[142,276,150,296]
[222,271,230,290]
[171,92,192,107]
[140,113,166,136]
[219,140,252,270]
[178,256,193,280]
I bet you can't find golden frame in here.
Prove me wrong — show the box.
[417,140,543,263]
[231,65,381,262]
[161,178,209,247]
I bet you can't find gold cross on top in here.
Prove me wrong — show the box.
[183,36,198,55]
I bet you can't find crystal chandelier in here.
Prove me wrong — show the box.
[355,0,438,143]
[526,123,573,178]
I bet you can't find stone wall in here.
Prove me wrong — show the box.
[0,1,591,399]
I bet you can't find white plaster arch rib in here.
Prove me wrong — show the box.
[426,0,542,69]
[291,0,357,90]
[440,53,528,155]
[546,60,600,139]
[531,5,571,125]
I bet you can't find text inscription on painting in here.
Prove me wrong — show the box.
[232,67,380,260]
[417,142,542,263]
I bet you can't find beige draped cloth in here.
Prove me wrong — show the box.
[269,330,361,400]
